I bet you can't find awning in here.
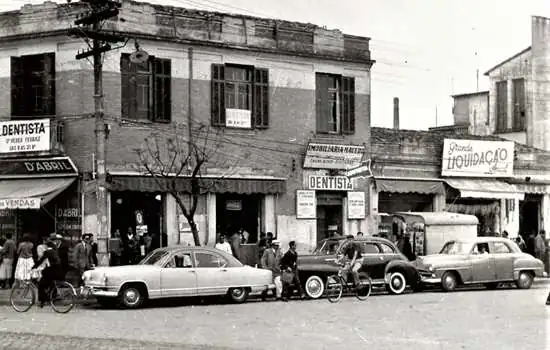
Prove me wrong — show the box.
[375,178,445,195]
[0,177,76,209]
[444,178,524,200]
[511,183,550,194]
[108,176,286,194]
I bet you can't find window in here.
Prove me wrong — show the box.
[195,252,227,268]
[496,81,508,132]
[165,253,193,268]
[379,243,395,254]
[121,54,171,122]
[316,73,355,134]
[512,78,526,131]
[473,243,490,254]
[11,53,55,117]
[492,242,512,254]
[211,64,269,128]
[362,243,380,254]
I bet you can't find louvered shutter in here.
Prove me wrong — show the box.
[315,73,330,133]
[42,53,55,115]
[10,56,24,116]
[342,76,355,134]
[211,64,225,126]
[253,68,269,128]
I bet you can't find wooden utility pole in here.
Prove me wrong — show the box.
[69,0,125,265]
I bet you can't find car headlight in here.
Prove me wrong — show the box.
[82,271,91,281]
[427,266,434,272]
[102,274,108,285]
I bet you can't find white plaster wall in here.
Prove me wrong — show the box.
[276,215,316,253]
[500,198,520,238]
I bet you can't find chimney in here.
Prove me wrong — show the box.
[393,97,400,129]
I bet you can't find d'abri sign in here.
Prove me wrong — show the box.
[441,139,515,177]
[0,119,50,154]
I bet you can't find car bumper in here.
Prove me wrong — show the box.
[419,271,441,284]
[85,285,119,298]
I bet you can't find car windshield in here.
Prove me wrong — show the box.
[313,241,341,255]
[139,249,169,265]
[440,241,472,255]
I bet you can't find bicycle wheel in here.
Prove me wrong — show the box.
[10,282,36,312]
[355,273,372,301]
[50,281,76,314]
[326,275,343,303]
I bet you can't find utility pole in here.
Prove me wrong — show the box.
[69,0,125,266]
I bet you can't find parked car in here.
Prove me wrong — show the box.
[83,246,273,308]
[297,236,422,299]
[413,237,545,292]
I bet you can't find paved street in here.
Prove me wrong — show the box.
[0,284,548,350]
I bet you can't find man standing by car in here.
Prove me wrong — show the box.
[342,235,363,287]
[261,240,283,300]
[280,241,305,301]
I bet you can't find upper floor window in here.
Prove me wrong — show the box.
[495,80,508,132]
[121,54,171,123]
[512,78,526,131]
[11,53,55,117]
[211,64,269,129]
[316,73,355,134]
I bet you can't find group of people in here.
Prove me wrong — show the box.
[109,227,158,266]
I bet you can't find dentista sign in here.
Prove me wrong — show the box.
[441,139,514,177]
[0,119,50,153]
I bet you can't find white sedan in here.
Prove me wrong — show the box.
[83,246,273,308]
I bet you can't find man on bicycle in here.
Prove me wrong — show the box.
[341,235,363,287]
[32,241,64,307]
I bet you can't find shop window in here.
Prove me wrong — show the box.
[11,52,55,117]
[216,194,261,244]
[315,73,355,134]
[495,80,508,132]
[121,54,171,122]
[195,252,226,268]
[211,64,269,128]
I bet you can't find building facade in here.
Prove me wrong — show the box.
[0,1,374,262]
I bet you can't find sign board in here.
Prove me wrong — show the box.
[0,198,40,210]
[296,190,316,219]
[347,191,366,219]
[0,119,50,153]
[308,175,353,191]
[0,157,78,178]
[442,139,515,177]
[304,143,365,170]
[345,159,373,178]
[226,109,251,129]
[225,200,242,211]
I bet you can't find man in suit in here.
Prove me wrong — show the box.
[74,233,94,287]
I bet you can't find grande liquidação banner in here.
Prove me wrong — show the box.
[441,139,515,177]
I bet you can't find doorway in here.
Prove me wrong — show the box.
[316,191,344,242]
[216,194,262,243]
[520,196,540,237]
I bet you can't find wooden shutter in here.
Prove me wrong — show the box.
[154,58,171,123]
[121,54,137,119]
[496,81,507,131]
[342,76,355,134]
[10,56,24,116]
[315,73,330,133]
[211,64,225,126]
[253,67,269,128]
[513,78,525,130]
[42,53,55,115]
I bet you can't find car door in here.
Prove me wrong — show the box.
[470,242,497,282]
[194,251,228,296]
[359,242,385,280]
[160,251,197,297]
[490,241,515,281]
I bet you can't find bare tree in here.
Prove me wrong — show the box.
[135,124,233,246]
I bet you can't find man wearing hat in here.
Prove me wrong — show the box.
[49,233,69,278]
[74,234,94,287]
[260,239,283,300]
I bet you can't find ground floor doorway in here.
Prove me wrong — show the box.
[316,192,344,242]
[519,194,541,238]
[216,194,262,243]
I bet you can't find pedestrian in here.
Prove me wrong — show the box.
[229,230,241,260]
[526,232,536,256]
[356,231,364,238]
[215,235,232,255]
[280,240,306,301]
[32,241,63,308]
[402,235,416,261]
[535,230,546,262]
[110,229,123,266]
[516,235,526,252]
[14,234,34,285]
[74,234,93,287]
[261,240,283,300]
[502,231,509,239]
[30,236,50,280]
[88,234,99,266]
[124,227,139,264]
[51,233,70,277]
[0,233,16,289]
[257,232,274,263]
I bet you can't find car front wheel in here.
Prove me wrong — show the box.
[515,271,534,289]
[441,271,458,292]
[304,275,325,299]
[119,285,145,309]
[386,271,407,295]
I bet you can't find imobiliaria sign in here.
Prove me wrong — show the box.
[441,139,515,177]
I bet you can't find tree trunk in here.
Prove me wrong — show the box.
[189,220,200,247]
[172,193,201,247]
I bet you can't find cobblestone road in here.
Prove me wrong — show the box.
[0,284,548,350]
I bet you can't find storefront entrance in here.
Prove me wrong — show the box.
[316,192,344,242]
[447,199,499,235]
[519,194,541,237]
[216,194,262,243]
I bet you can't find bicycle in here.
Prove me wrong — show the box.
[10,278,77,314]
[325,262,372,303]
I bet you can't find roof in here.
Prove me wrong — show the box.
[451,237,513,243]
[484,47,531,76]
[451,91,489,98]
[393,212,479,226]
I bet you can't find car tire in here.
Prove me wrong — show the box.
[228,287,249,303]
[119,285,145,309]
[386,271,407,295]
[515,271,534,289]
[484,282,499,290]
[304,275,325,299]
[441,271,458,292]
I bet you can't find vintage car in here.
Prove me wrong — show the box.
[83,246,273,308]
[297,236,422,299]
[413,237,545,292]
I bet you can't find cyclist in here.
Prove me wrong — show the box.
[340,235,363,287]
[32,241,63,307]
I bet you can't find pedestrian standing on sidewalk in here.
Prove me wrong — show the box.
[88,234,99,267]
[0,233,16,289]
[261,240,283,300]
[74,234,93,287]
[30,236,50,280]
[280,240,305,301]
[14,235,34,285]
[215,235,232,255]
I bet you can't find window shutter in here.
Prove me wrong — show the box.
[211,64,225,126]
[315,73,330,133]
[342,76,355,134]
[42,53,55,115]
[10,56,23,116]
[154,59,171,123]
[121,54,137,119]
[253,68,269,128]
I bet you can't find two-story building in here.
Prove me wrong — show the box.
[0,1,374,263]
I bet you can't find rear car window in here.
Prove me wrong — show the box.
[362,243,380,254]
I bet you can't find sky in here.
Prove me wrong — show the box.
[2,0,550,130]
